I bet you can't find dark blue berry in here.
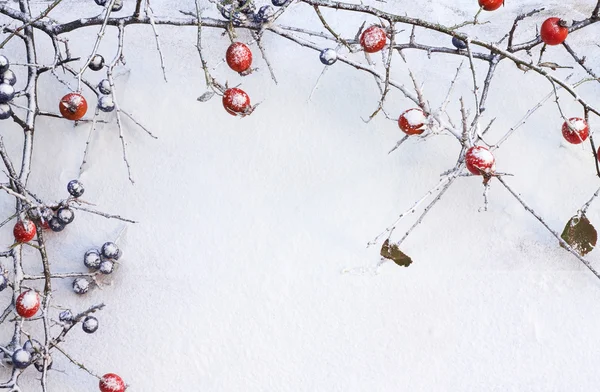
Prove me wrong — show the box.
[67,179,85,197]
[12,349,31,369]
[452,36,467,50]
[48,217,65,232]
[1,69,16,86]
[0,83,14,103]
[57,207,74,225]
[0,103,10,120]
[82,316,99,333]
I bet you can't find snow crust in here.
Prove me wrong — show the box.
[403,108,427,127]
[18,291,38,310]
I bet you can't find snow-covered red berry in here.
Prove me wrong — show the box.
[84,249,102,269]
[398,108,427,135]
[89,55,105,71]
[98,96,115,112]
[57,207,75,225]
[59,92,88,121]
[0,103,12,120]
[102,242,120,258]
[12,349,31,369]
[541,18,569,46]
[465,146,496,175]
[98,79,112,95]
[0,83,15,103]
[59,309,73,323]
[222,88,251,116]
[478,0,503,11]
[360,26,387,53]
[14,220,36,243]
[99,373,126,392]
[0,55,8,73]
[16,290,40,318]
[48,217,65,232]
[82,316,99,334]
[226,42,253,73]
[67,179,85,197]
[73,278,90,295]
[319,48,337,65]
[1,69,16,86]
[99,260,115,275]
[562,117,589,144]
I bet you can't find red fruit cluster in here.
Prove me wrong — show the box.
[222,88,251,116]
[226,42,253,73]
[360,26,387,53]
[478,0,503,11]
[16,290,40,318]
[99,373,126,392]
[465,146,496,176]
[562,117,588,144]
[540,17,569,45]
[13,220,36,243]
[59,92,88,121]
[398,108,427,135]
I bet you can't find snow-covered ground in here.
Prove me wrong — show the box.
[2,0,600,390]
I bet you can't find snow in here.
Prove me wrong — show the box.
[1,0,600,391]
[566,118,587,132]
[18,291,38,310]
[403,108,427,127]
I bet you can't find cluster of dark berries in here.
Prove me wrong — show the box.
[59,309,100,334]
[73,242,123,294]
[11,339,52,372]
[0,55,16,120]
[94,0,123,11]
[81,51,115,113]
[220,0,278,25]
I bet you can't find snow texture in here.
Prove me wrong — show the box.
[403,108,427,127]
[2,0,600,391]
[18,291,38,311]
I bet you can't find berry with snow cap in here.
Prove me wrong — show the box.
[272,0,286,6]
[0,83,15,103]
[67,179,85,197]
[82,316,99,334]
[102,242,120,259]
[12,349,31,369]
[98,95,116,112]
[99,373,126,392]
[226,42,253,73]
[59,92,88,121]
[0,55,8,73]
[465,146,496,175]
[73,277,90,295]
[360,25,387,53]
[14,220,36,243]
[398,108,427,135]
[98,79,112,95]
[222,88,251,116]
[23,339,43,356]
[16,290,40,318]
[59,309,74,323]
[1,69,16,86]
[48,217,65,232]
[89,55,105,71]
[99,260,115,275]
[34,355,53,372]
[319,48,337,65]
[84,249,102,269]
[256,5,274,23]
[57,207,75,225]
[0,103,11,120]
[112,0,123,11]
[562,117,589,144]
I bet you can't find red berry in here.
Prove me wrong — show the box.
[398,108,427,135]
[222,88,251,116]
[540,18,569,46]
[15,290,40,318]
[465,146,496,175]
[59,93,88,121]
[360,26,387,53]
[99,373,126,392]
[478,0,503,11]
[226,42,253,73]
[13,220,36,243]
[562,117,589,144]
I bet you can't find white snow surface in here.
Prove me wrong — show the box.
[403,108,427,127]
[18,291,38,310]
[1,0,600,391]
[567,117,588,132]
